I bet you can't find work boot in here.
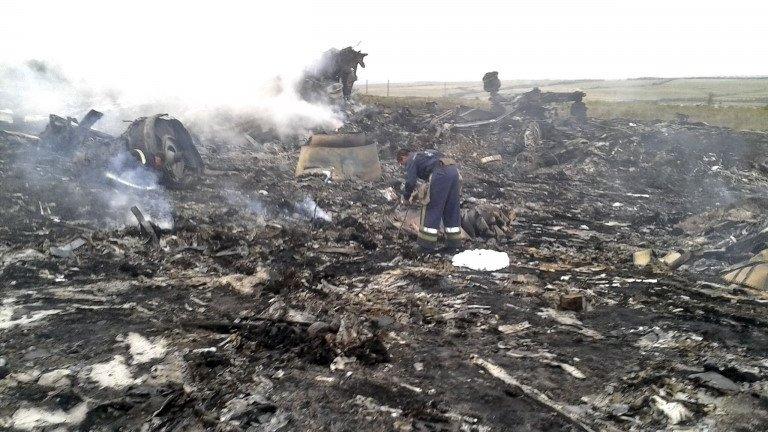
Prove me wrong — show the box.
[417,227,438,252]
[445,230,462,252]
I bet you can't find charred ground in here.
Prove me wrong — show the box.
[2,98,768,431]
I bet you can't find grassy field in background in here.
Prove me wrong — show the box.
[587,101,768,131]
[361,77,768,131]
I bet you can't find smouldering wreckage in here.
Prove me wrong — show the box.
[4,83,768,431]
[297,46,368,103]
[37,110,205,189]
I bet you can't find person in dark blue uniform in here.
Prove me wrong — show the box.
[396,148,462,251]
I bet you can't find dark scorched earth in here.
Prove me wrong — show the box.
[2,101,768,431]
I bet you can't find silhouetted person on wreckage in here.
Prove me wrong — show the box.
[396,148,462,252]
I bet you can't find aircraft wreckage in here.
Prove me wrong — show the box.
[37,110,204,189]
[298,46,368,103]
[3,75,768,431]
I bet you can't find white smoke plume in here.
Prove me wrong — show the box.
[0,60,119,120]
[103,153,173,229]
[1,41,354,230]
[223,188,332,225]
[293,196,332,222]
[0,59,343,138]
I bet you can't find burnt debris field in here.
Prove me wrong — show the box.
[3,80,768,432]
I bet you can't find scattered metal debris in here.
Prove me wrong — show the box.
[3,90,768,431]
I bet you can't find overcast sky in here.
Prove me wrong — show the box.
[2,0,766,99]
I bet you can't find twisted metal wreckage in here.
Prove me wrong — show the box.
[37,110,204,189]
[2,66,768,431]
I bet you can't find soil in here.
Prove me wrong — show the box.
[2,101,768,431]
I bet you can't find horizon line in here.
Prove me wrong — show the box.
[362,75,768,85]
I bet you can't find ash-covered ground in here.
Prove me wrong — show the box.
[3,99,768,432]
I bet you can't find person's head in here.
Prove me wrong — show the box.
[396,148,411,166]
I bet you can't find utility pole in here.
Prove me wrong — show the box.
[387,80,390,97]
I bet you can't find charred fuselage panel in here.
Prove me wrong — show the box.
[38,109,111,151]
[119,114,204,189]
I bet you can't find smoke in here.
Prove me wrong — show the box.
[181,78,343,143]
[103,153,173,229]
[105,153,161,191]
[293,196,332,222]
[1,55,344,139]
[1,41,352,230]
[0,61,103,115]
[222,189,270,225]
[223,188,332,225]
[248,88,344,137]
[1,62,178,230]
[8,135,174,230]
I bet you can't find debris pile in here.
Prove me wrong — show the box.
[2,88,768,431]
[119,114,205,188]
[298,46,368,102]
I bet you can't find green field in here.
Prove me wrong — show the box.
[361,77,768,131]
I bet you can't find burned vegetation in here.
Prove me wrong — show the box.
[2,69,768,432]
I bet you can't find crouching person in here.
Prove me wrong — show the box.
[396,148,462,252]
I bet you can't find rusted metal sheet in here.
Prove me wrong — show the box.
[723,264,768,290]
[307,133,367,148]
[722,250,768,290]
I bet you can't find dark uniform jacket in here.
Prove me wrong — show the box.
[402,150,443,199]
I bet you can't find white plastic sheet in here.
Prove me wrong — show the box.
[452,249,510,271]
